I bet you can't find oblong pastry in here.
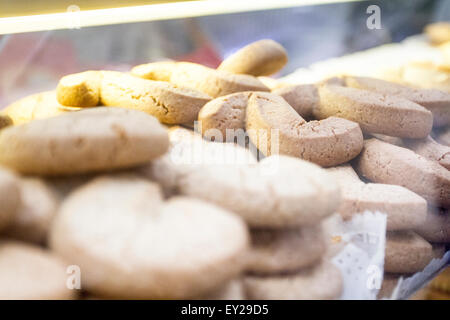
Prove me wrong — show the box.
[131,61,269,98]
[272,84,317,119]
[56,70,212,124]
[50,176,249,299]
[3,91,68,125]
[402,136,450,170]
[217,39,288,76]
[177,155,340,227]
[246,92,363,167]
[243,260,342,300]
[355,138,450,208]
[414,207,450,243]
[316,84,433,138]
[0,108,169,175]
[343,76,450,127]
[327,165,427,231]
[246,225,326,274]
[384,231,433,274]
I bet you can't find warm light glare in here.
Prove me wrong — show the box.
[0,0,361,35]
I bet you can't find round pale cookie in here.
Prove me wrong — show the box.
[401,61,450,92]
[141,126,257,197]
[177,155,340,227]
[57,71,102,107]
[316,84,433,138]
[4,178,58,244]
[0,114,12,129]
[217,39,288,76]
[0,241,74,299]
[343,76,450,127]
[100,71,212,124]
[272,84,317,119]
[414,207,450,243]
[3,91,68,125]
[131,61,269,98]
[258,76,288,90]
[243,260,342,300]
[0,107,169,175]
[403,136,450,170]
[434,126,450,147]
[355,138,450,208]
[198,92,251,140]
[425,22,450,45]
[50,176,249,299]
[384,231,433,274]
[246,92,363,167]
[246,225,326,274]
[326,164,361,183]
[0,167,20,232]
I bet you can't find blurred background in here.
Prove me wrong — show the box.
[0,0,449,106]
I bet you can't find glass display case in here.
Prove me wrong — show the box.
[0,0,448,302]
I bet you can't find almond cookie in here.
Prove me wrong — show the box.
[243,260,342,300]
[343,76,450,127]
[0,114,12,129]
[246,225,326,274]
[355,138,450,208]
[131,61,269,98]
[3,91,67,125]
[384,231,433,274]
[0,167,20,232]
[414,207,450,243]
[0,241,74,299]
[100,71,212,124]
[141,126,257,197]
[0,107,169,175]
[316,85,433,138]
[403,136,450,170]
[4,178,58,244]
[177,155,340,227]
[246,92,363,167]
[217,39,288,76]
[272,84,317,119]
[327,165,427,230]
[198,92,251,140]
[50,175,249,299]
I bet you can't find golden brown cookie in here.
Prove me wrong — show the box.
[131,61,269,98]
[50,175,249,299]
[0,241,75,299]
[217,39,288,76]
[246,92,363,167]
[384,231,433,274]
[3,91,68,125]
[343,76,450,127]
[272,84,317,119]
[328,165,427,231]
[57,71,102,107]
[0,114,12,129]
[316,85,433,138]
[0,108,169,175]
[355,138,450,208]
[425,22,450,45]
[246,225,326,274]
[243,260,342,300]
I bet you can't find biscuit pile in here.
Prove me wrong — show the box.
[0,38,449,300]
